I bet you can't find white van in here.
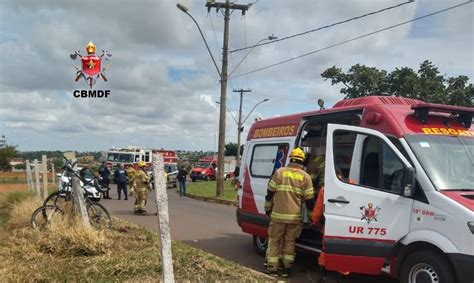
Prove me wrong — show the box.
[236,96,473,283]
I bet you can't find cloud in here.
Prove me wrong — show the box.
[0,0,472,151]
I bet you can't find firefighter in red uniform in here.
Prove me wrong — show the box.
[265,148,315,277]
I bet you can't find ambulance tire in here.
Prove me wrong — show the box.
[192,178,196,182]
[253,236,267,256]
[400,250,455,283]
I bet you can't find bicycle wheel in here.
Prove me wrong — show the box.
[86,202,112,229]
[31,205,63,230]
[43,190,71,207]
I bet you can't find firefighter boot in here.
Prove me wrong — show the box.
[282,267,292,278]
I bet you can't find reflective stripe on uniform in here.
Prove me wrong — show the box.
[282,254,295,261]
[274,184,302,195]
[271,211,301,221]
[304,187,314,198]
[267,256,279,263]
[282,171,304,181]
[268,180,277,191]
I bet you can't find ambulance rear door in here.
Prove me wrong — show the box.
[323,124,415,275]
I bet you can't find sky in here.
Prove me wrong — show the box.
[0,0,472,152]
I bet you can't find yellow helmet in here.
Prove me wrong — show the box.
[138,161,146,167]
[289,148,305,162]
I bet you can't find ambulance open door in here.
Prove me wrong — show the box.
[323,124,415,275]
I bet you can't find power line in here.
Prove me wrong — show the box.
[231,1,471,79]
[230,0,415,53]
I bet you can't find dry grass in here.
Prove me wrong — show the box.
[0,192,273,282]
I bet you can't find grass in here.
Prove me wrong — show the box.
[0,191,272,282]
[186,180,237,202]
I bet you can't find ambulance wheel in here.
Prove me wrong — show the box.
[253,236,267,256]
[400,250,455,283]
[192,178,196,182]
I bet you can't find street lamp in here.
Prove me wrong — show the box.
[235,98,269,165]
[177,4,221,78]
[228,35,278,78]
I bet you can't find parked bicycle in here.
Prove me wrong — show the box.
[31,157,112,230]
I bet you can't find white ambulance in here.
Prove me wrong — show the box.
[236,96,473,283]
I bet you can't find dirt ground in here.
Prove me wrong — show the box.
[0,172,56,193]
[0,184,27,193]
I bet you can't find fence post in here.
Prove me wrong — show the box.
[33,159,41,197]
[71,158,90,227]
[153,153,175,283]
[25,160,33,192]
[51,162,56,186]
[42,155,48,200]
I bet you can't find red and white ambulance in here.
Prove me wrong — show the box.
[236,96,473,282]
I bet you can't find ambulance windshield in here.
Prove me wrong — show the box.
[406,135,474,191]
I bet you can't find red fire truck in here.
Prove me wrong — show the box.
[236,96,473,282]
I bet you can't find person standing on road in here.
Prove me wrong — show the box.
[264,148,315,278]
[126,164,137,196]
[133,161,150,214]
[177,166,188,196]
[98,161,112,199]
[114,164,128,200]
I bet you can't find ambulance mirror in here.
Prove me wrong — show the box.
[402,167,416,197]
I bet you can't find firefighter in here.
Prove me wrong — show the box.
[127,165,137,196]
[133,161,150,215]
[265,147,315,277]
[307,145,325,193]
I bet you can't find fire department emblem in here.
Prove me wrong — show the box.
[360,203,381,224]
[70,41,111,89]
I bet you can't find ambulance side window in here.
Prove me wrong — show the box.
[250,144,289,178]
[360,136,405,194]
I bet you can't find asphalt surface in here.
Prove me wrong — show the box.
[102,184,397,283]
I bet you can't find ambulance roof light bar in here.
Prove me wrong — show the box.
[411,103,474,128]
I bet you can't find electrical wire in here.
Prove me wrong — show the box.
[231,1,471,79]
[230,0,415,53]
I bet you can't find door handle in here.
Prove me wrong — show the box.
[328,198,350,204]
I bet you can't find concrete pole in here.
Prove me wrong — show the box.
[33,159,41,197]
[216,2,230,198]
[153,153,175,283]
[51,163,56,186]
[42,155,48,200]
[25,160,33,192]
[71,175,91,227]
[70,158,90,227]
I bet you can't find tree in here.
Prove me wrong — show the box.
[225,143,238,156]
[0,145,18,172]
[321,60,473,106]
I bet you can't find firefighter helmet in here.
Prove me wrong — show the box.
[289,148,305,162]
[138,161,146,167]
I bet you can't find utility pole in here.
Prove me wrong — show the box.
[205,1,250,197]
[233,88,251,165]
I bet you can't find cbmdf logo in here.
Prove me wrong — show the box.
[70,41,112,98]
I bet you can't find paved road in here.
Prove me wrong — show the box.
[102,185,396,283]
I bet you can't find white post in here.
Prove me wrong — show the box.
[25,160,33,192]
[153,153,175,283]
[51,162,56,186]
[71,158,90,227]
[42,155,48,200]
[33,159,41,197]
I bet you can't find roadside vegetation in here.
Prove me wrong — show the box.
[186,180,237,202]
[0,191,271,282]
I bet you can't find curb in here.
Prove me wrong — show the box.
[185,193,237,207]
